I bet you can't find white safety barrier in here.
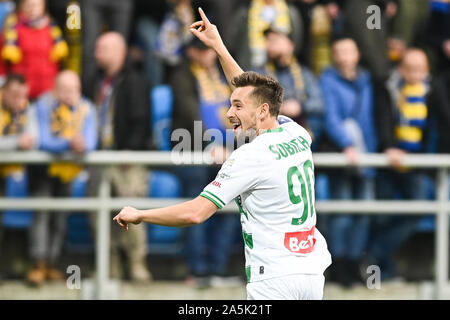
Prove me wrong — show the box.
[0,151,449,299]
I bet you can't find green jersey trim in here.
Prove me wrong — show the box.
[245,266,251,283]
[202,190,226,207]
[200,193,223,209]
[264,127,283,133]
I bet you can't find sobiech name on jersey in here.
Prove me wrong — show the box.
[268,135,310,160]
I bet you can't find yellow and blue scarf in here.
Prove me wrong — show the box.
[0,95,27,177]
[395,81,429,152]
[48,101,88,183]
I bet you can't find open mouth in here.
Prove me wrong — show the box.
[232,123,241,132]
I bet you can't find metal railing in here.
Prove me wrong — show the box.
[0,151,449,299]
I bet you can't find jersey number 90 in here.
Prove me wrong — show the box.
[287,160,315,225]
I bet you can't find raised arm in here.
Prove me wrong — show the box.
[190,8,244,88]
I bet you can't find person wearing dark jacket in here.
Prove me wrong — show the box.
[371,48,450,280]
[169,38,241,288]
[426,0,450,72]
[86,31,152,282]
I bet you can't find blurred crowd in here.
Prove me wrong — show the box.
[0,0,449,289]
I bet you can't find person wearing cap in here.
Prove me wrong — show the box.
[169,36,242,289]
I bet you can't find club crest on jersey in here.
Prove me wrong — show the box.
[284,226,316,254]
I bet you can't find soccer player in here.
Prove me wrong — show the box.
[114,8,331,300]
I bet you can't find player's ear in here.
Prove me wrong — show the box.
[259,103,270,119]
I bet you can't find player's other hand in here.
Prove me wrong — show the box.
[189,8,223,50]
[113,206,142,231]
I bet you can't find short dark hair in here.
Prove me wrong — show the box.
[331,33,358,48]
[3,73,27,88]
[231,71,284,117]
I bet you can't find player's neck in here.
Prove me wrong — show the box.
[257,118,280,135]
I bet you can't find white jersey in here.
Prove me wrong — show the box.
[201,121,332,283]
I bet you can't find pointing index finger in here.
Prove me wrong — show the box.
[198,7,210,26]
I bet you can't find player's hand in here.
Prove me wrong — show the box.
[113,206,143,231]
[189,8,223,51]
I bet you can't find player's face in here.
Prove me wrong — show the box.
[227,86,259,138]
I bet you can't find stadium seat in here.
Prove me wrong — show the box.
[148,86,183,254]
[151,84,173,151]
[147,171,183,255]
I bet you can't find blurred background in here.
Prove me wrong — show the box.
[0,0,449,300]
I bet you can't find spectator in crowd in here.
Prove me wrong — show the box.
[47,0,83,75]
[287,0,320,67]
[426,0,450,72]
[169,37,241,288]
[322,0,398,81]
[308,3,333,75]
[0,75,38,281]
[132,0,168,88]
[133,0,218,87]
[319,37,377,287]
[80,0,135,94]
[28,70,96,286]
[0,74,37,152]
[1,0,68,100]
[227,0,303,70]
[388,0,429,64]
[371,48,450,280]
[86,32,152,282]
[154,0,195,71]
[258,26,325,148]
